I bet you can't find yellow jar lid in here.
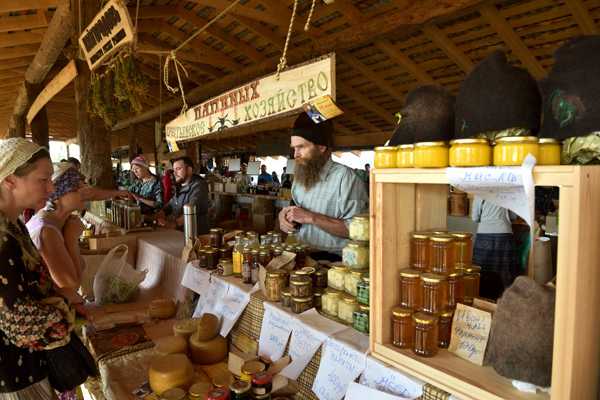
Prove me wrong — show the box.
[374,146,398,151]
[399,268,421,278]
[281,289,291,296]
[429,230,447,235]
[325,289,342,297]
[495,136,539,144]
[342,296,358,304]
[294,269,311,276]
[313,291,323,298]
[451,232,473,239]
[415,141,448,148]
[430,235,454,243]
[421,273,447,283]
[351,269,368,277]
[539,138,560,144]
[391,306,413,318]
[292,296,313,303]
[449,138,489,145]
[209,228,223,233]
[301,266,316,274]
[398,144,414,149]
[241,360,266,375]
[448,270,465,278]
[290,279,311,287]
[440,309,454,318]
[359,304,370,312]
[332,264,349,271]
[204,249,217,254]
[161,387,187,400]
[465,265,482,273]
[315,268,327,277]
[352,213,369,221]
[212,375,230,388]
[250,249,259,255]
[347,240,369,247]
[266,271,281,278]
[412,311,437,325]
[411,231,431,239]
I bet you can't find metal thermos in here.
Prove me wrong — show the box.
[183,204,197,246]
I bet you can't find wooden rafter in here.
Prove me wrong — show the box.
[233,15,285,48]
[341,51,403,100]
[0,30,45,48]
[564,0,598,35]
[422,23,474,73]
[479,3,546,79]
[374,41,435,84]
[0,0,57,13]
[191,0,283,27]
[0,44,39,61]
[0,57,33,71]
[340,83,395,125]
[0,12,47,33]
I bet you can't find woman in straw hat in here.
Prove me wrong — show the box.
[128,155,163,215]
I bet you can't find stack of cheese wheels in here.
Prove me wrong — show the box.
[154,335,188,355]
[173,318,199,341]
[148,298,177,319]
[148,353,194,395]
[189,313,228,365]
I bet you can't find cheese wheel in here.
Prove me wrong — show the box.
[173,319,199,340]
[189,334,228,365]
[148,353,194,395]
[154,335,188,355]
[195,313,220,341]
[148,298,177,319]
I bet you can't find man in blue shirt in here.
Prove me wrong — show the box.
[257,164,273,185]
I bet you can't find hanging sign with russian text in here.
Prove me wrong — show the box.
[78,0,135,71]
[165,54,336,142]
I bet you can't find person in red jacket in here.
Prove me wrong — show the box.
[161,168,175,205]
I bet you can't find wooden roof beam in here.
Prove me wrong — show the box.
[374,41,435,84]
[0,57,33,71]
[340,84,395,125]
[423,24,474,73]
[234,15,285,48]
[0,31,45,48]
[565,0,598,35]
[260,0,324,36]
[189,0,283,27]
[0,1,58,13]
[341,51,403,100]
[479,3,546,79]
[0,44,39,61]
[0,11,48,33]
[128,6,176,19]
[334,131,391,148]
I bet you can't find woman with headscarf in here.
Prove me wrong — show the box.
[127,156,163,215]
[0,138,73,399]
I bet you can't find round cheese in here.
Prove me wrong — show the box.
[154,335,188,355]
[195,313,220,341]
[148,353,194,395]
[173,318,199,340]
[148,298,177,319]
[189,333,228,365]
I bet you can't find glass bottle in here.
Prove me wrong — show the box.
[430,235,456,274]
[410,232,430,271]
[399,268,422,310]
[420,273,448,314]
[229,380,251,400]
[291,296,313,314]
[438,309,454,349]
[392,306,414,349]
[242,249,252,284]
[327,265,348,291]
[232,234,245,276]
[412,312,439,357]
[251,250,260,284]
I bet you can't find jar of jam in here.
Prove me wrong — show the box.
[328,265,348,291]
[251,372,273,397]
[259,251,271,267]
[538,138,561,165]
[291,296,313,314]
[281,288,292,307]
[207,388,230,400]
[300,266,316,285]
[451,232,473,268]
[295,245,307,269]
[399,268,422,310]
[414,141,449,168]
[205,249,218,270]
[449,138,492,167]
[270,232,282,245]
[289,275,313,297]
[413,312,439,357]
[356,275,370,305]
[265,271,284,302]
[392,306,414,349]
[217,258,234,276]
[430,235,456,274]
[229,380,251,400]
[493,136,539,166]
[374,146,398,168]
[209,228,224,248]
[348,213,370,241]
[342,240,369,270]
[438,309,454,348]
[260,234,271,247]
[220,247,231,260]
[241,360,266,382]
[314,268,328,289]
[353,304,369,333]
[188,382,212,400]
[344,269,367,297]
[338,296,359,324]
[396,144,414,168]
[463,265,481,304]
[198,249,209,269]
[421,273,448,314]
[447,270,465,309]
[322,289,342,317]
[410,232,430,271]
[272,248,283,258]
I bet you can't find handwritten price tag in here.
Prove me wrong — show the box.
[448,303,492,365]
[359,357,424,398]
[258,302,294,362]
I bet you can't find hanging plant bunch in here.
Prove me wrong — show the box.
[87,51,149,127]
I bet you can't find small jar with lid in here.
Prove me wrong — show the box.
[198,249,209,269]
[338,296,359,324]
[289,275,313,298]
[349,214,370,241]
[205,249,218,270]
[392,306,414,349]
[229,380,251,400]
[241,360,266,382]
[251,372,273,398]
[342,240,369,270]
[463,265,481,304]
[414,141,449,168]
[438,309,454,349]
[313,290,324,311]
[295,245,307,269]
[396,144,414,168]
[410,232,430,271]
[451,232,473,268]
[322,289,342,317]
[258,251,272,267]
[449,138,492,167]
[429,235,456,274]
[420,273,448,314]
[328,265,348,291]
[353,304,370,333]
[242,250,253,284]
[160,388,187,400]
[399,268,422,310]
[374,146,398,168]
[188,382,212,400]
[356,275,370,305]
[206,388,230,400]
[314,268,328,289]
[265,271,284,302]
[209,228,224,248]
[280,288,292,307]
[220,247,232,260]
[413,312,439,357]
[217,258,234,276]
[291,296,313,314]
[493,136,539,166]
[344,269,367,297]
[447,270,465,309]
[251,250,260,283]
[300,266,316,285]
[538,138,561,165]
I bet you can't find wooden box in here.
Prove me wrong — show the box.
[369,166,600,400]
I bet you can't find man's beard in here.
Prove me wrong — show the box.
[294,150,328,190]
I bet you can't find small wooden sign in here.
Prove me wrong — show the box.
[448,303,493,366]
[78,0,134,71]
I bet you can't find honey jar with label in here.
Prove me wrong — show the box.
[392,306,414,349]
[399,268,422,310]
[410,232,430,271]
[412,312,439,357]
[430,235,456,274]
[420,273,448,314]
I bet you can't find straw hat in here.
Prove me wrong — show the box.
[0,138,44,184]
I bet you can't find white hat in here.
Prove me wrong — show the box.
[0,138,45,183]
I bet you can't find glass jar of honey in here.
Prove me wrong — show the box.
[414,141,449,168]
[451,232,473,268]
[342,240,369,270]
[447,270,465,309]
[412,312,439,357]
[281,288,292,307]
[328,265,348,291]
[420,273,448,314]
[463,265,481,304]
[205,249,218,270]
[391,306,414,349]
[410,232,430,271]
[396,144,414,168]
[338,296,359,324]
[430,235,456,274]
[322,289,342,317]
[209,228,224,248]
[538,138,561,165]
[399,268,422,310]
[265,271,284,302]
[314,268,328,289]
[344,269,367,297]
[313,290,324,311]
[348,214,370,241]
[449,138,492,167]
[493,136,539,166]
[289,276,313,298]
[438,309,454,349]
[374,146,398,168]
[291,296,313,314]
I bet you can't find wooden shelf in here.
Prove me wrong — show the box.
[369,165,600,400]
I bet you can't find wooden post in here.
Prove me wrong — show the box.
[8,115,25,138]
[26,82,49,148]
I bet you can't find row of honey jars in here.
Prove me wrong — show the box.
[411,231,473,273]
[391,307,455,357]
[374,137,561,169]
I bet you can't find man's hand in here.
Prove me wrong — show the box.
[287,206,315,225]
[278,206,295,233]
[155,211,167,226]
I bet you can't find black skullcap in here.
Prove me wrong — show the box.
[454,50,541,138]
[290,112,334,147]
[539,36,600,139]
[389,85,455,145]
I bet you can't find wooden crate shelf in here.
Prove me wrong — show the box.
[369,166,600,400]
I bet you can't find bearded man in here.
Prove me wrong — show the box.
[278,113,369,258]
